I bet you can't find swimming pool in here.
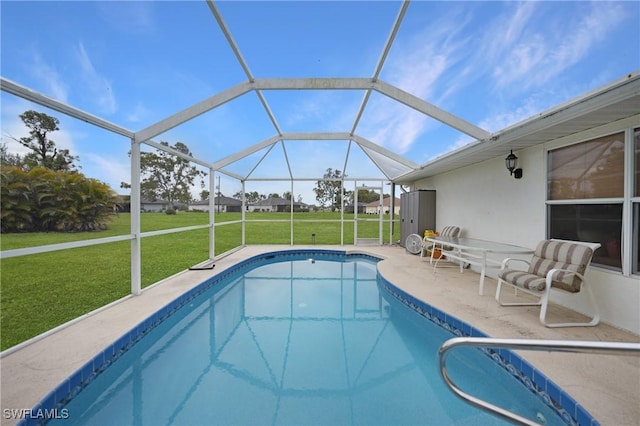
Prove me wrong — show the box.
[26,250,593,425]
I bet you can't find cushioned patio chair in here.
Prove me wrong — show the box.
[495,239,601,328]
[420,226,461,260]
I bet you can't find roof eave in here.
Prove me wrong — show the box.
[395,71,640,184]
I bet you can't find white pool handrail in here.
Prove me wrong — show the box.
[438,337,640,426]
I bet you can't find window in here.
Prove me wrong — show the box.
[634,203,640,274]
[547,132,625,271]
[548,204,622,269]
[635,127,640,198]
[633,128,640,274]
[548,132,625,200]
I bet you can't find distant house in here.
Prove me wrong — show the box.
[141,199,170,212]
[365,197,401,215]
[188,196,242,213]
[248,197,308,212]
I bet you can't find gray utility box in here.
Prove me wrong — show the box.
[400,190,436,247]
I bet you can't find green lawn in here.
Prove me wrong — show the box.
[0,211,400,350]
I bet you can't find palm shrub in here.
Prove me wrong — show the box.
[1,166,117,232]
[0,166,33,231]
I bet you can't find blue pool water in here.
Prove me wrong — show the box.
[40,252,578,425]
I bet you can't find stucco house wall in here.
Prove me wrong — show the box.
[140,200,170,212]
[365,197,401,215]
[189,197,242,213]
[248,197,307,212]
[413,116,640,334]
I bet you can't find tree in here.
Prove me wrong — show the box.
[233,190,265,203]
[356,189,383,203]
[314,168,348,211]
[137,142,206,207]
[267,193,281,199]
[11,110,79,171]
[0,143,24,168]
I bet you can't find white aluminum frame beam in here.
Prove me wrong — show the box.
[210,132,419,181]
[242,177,385,182]
[253,78,374,90]
[206,0,252,80]
[374,80,491,140]
[135,77,488,148]
[0,77,210,170]
[343,140,352,178]
[279,140,294,180]
[216,168,248,182]
[130,139,141,295]
[244,142,278,180]
[278,132,418,170]
[135,81,252,143]
[143,139,211,169]
[351,134,418,169]
[0,235,133,259]
[211,135,280,170]
[351,0,410,134]
[207,0,282,135]
[246,80,488,146]
[1,77,134,138]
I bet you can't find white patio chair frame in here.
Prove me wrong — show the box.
[495,239,601,328]
[420,226,461,266]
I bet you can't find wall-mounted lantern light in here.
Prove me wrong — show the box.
[505,150,523,179]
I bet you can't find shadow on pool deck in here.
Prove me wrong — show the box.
[1,244,638,426]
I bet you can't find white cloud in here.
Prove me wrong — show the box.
[96,2,156,35]
[126,102,151,124]
[441,93,551,158]
[1,99,32,154]
[387,6,471,100]
[83,152,130,189]
[281,91,360,133]
[75,41,117,115]
[369,105,430,155]
[358,7,477,155]
[285,96,325,126]
[535,2,626,85]
[502,2,538,46]
[415,1,631,162]
[29,52,69,103]
[493,34,547,88]
[361,43,449,154]
[491,2,627,90]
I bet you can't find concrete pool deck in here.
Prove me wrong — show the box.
[1,244,638,425]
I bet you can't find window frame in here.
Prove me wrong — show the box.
[546,200,624,271]
[545,127,638,277]
[632,127,640,274]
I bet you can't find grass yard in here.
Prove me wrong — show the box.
[0,211,400,350]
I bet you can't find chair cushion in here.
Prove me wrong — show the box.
[527,240,594,292]
[498,269,548,292]
[440,226,461,250]
[440,226,460,237]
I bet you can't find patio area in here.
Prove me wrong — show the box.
[1,244,638,426]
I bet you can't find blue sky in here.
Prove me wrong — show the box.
[1,1,639,204]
